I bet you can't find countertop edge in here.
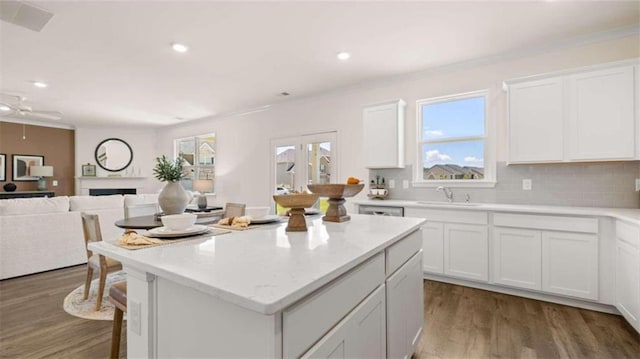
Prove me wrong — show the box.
[89,219,425,315]
[353,200,640,225]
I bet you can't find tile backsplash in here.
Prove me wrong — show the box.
[370,161,640,208]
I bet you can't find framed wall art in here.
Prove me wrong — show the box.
[0,154,5,181]
[82,163,96,177]
[12,154,44,181]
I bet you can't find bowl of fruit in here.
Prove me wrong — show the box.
[307,178,364,223]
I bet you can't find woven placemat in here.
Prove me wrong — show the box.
[115,228,232,250]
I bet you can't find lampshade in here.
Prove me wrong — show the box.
[30,165,53,177]
[192,179,212,193]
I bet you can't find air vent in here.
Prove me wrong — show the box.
[0,1,54,32]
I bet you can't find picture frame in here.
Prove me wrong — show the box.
[82,163,96,177]
[12,154,44,181]
[0,154,5,182]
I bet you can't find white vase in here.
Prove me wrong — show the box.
[158,181,189,215]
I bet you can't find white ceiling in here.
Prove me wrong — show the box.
[1,1,638,128]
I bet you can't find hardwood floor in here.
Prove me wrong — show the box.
[416,281,640,359]
[1,266,638,358]
[0,265,125,359]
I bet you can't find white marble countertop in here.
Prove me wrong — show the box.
[353,199,640,226]
[89,214,425,315]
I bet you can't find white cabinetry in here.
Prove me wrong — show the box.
[362,99,406,169]
[386,252,424,359]
[542,231,599,300]
[492,213,599,300]
[508,77,564,163]
[492,227,542,290]
[405,208,488,282]
[302,285,387,359]
[421,222,444,274]
[568,66,636,160]
[506,61,637,163]
[615,220,640,332]
[444,224,489,282]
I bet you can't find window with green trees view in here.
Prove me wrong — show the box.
[175,133,216,192]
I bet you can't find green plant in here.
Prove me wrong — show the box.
[153,155,185,182]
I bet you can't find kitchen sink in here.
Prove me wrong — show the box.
[416,201,481,207]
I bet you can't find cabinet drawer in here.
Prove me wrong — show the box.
[616,220,640,248]
[493,213,598,233]
[386,230,421,276]
[283,253,385,358]
[405,208,488,225]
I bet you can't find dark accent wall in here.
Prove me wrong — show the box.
[0,121,75,196]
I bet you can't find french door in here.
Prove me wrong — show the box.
[270,131,337,212]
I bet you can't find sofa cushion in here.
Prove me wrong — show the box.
[69,195,124,211]
[0,196,70,216]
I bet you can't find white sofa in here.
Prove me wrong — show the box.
[0,194,159,280]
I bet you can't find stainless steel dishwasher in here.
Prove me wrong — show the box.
[358,205,404,217]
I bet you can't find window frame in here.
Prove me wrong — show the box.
[174,133,216,193]
[414,89,495,188]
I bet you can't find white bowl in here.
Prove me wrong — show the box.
[161,213,197,231]
[245,206,270,218]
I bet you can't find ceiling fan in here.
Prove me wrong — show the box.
[0,94,62,121]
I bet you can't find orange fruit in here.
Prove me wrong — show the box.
[347,177,360,184]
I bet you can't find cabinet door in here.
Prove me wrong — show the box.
[301,285,386,359]
[542,231,598,300]
[492,227,542,290]
[444,224,489,282]
[363,100,405,168]
[615,238,640,332]
[568,65,635,160]
[422,222,444,274]
[386,252,424,359]
[508,77,564,163]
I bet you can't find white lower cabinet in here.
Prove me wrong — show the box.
[421,222,444,274]
[492,227,542,290]
[615,220,640,332]
[444,223,489,282]
[386,252,424,359]
[302,285,387,359]
[542,231,599,300]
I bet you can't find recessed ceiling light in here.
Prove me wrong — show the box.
[0,105,11,111]
[33,81,48,88]
[279,92,290,96]
[172,43,189,53]
[336,52,351,61]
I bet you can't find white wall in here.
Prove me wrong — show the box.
[75,127,160,194]
[149,34,639,208]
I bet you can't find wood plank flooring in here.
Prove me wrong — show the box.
[0,265,125,359]
[1,265,638,358]
[416,281,640,358]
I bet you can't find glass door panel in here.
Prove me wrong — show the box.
[271,132,337,215]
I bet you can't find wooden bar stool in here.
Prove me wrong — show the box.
[108,281,127,359]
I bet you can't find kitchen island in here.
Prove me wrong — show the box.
[89,214,425,358]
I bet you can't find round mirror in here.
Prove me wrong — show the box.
[95,138,133,172]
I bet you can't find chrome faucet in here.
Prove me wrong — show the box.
[436,186,454,203]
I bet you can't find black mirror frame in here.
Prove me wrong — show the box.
[94,138,133,172]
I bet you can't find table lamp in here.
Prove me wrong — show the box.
[192,179,213,209]
[30,165,54,191]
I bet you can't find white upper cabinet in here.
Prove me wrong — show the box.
[506,60,638,164]
[508,77,564,163]
[363,99,406,168]
[568,66,635,160]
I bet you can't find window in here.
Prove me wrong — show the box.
[175,133,216,192]
[416,90,494,186]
